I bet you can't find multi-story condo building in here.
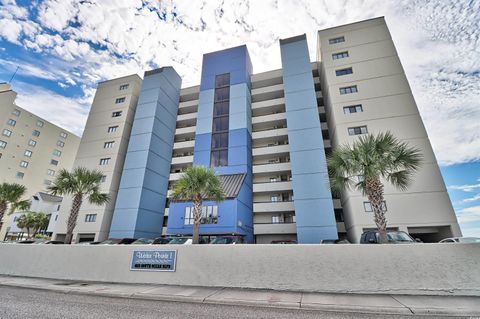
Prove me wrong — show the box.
[0,83,80,239]
[53,17,462,244]
[52,75,143,242]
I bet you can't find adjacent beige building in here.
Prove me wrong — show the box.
[52,75,142,243]
[318,17,461,242]
[0,83,80,240]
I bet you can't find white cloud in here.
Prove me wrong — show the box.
[456,206,480,224]
[449,180,480,192]
[463,194,480,203]
[14,82,89,136]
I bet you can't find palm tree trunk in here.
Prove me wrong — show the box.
[192,194,203,245]
[65,193,82,244]
[365,177,388,244]
[0,201,7,231]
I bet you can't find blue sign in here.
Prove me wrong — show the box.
[130,250,177,272]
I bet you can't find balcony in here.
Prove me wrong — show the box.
[173,140,195,150]
[254,222,297,235]
[253,201,294,213]
[175,126,196,136]
[169,172,183,181]
[177,112,197,122]
[251,97,285,114]
[171,155,193,165]
[253,181,292,193]
[252,112,286,125]
[253,162,291,175]
[252,144,289,157]
[251,84,284,102]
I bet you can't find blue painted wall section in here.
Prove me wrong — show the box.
[110,67,182,238]
[280,35,338,243]
[168,46,254,242]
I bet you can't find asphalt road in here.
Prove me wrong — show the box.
[0,286,464,319]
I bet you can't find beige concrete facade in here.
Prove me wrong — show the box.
[317,17,461,242]
[0,83,80,239]
[52,75,142,243]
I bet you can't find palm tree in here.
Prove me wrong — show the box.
[16,212,36,239]
[32,212,50,237]
[48,167,109,244]
[172,166,225,244]
[328,132,422,244]
[0,183,30,230]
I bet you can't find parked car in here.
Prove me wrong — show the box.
[360,231,420,244]
[131,238,154,245]
[41,240,64,245]
[270,240,297,244]
[439,237,480,244]
[320,239,350,244]
[167,237,192,245]
[99,238,137,245]
[77,241,102,245]
[17,240,38,244]
[210,236,245,244]
[152,237,174,245]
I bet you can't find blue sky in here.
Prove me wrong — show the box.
[0,0,479,237]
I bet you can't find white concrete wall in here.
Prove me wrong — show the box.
[0,244,478,296]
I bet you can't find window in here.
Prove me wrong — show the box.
[12,109,20,116]
[214,87,229,102]
[336,68,353,76]
[44,179,52,186]
[32,130,40,137]
[213,101,229,116]
[50,159,59,166]
[272,215,282,223]
[215,73,230,88]
[348,126,368,136]
[339,85,358,95]
[99,158,110,165]
[37,120,44,127]
[332,51,349,60]
[211,73,230,167]
[0,140,6,149]
[115,97,126,104]
[363,201,387,212]
[107,126,118,133]
[7,119,16,126]
[119,84,129,90]
[20,161,28,168]
[85,214,97,222]
[184,206,218,225]
[57,140,65,148]
[16,172,24,179]
[55,215,58,221]
[212,117,228,132]
[210,150,228,167]
[28,139,37,147]
[3,129,12,137]
[104,141,114,148]
[47,169,55,176]
[52,149,62,157]
[100,175,107,183]
[211,133,228,149]
[112,111,122,117]
[329,36,345,44]
[24,150,32,157]
[343,104,363,114]
[60,132,68,139]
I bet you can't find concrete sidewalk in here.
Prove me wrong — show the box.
[0,275,478,317]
